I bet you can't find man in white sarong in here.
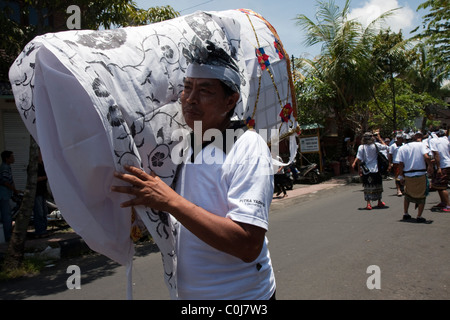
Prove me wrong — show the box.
[112,41,276,300]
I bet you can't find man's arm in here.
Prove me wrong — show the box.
[112,166,265,263]
[426,153,434,175]
[432,151,441,175]
[398,162,404,179]
[388,151,394,171]
[0,171,17,193]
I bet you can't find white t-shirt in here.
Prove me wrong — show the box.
[395,141,428,177]
[429,136,450,169]
[422,138,433,157]
[389,142,403,163]
[174,130,276,300]
[356,142,388,173]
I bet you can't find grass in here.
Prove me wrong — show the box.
[0,256,47,281]
[0,222,71,282]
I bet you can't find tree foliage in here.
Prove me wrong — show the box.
[413,0,450,78]
[367,77,440,133]
[295,0,449,144]
[370,29,411,131]
[0,0,179,81]
[294,0,396,157]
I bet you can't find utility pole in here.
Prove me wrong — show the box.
[291,55,296,82]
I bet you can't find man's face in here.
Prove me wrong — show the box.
[181,77,239,135]
[6,154,15,165]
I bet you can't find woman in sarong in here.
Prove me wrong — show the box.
[352,132,389,210]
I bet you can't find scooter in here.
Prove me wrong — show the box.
[292,155,321,184]
[11,193,63,223]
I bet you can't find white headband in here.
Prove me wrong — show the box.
[186,62,241,93]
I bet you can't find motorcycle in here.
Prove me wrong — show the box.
[292,155,321,184]
[11,193,63,223]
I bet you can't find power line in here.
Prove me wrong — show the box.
[179,0,214,13]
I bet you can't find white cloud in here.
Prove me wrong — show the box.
[348,0,415,32]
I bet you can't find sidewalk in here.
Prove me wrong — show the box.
[272,173,360,203]
[0,173,360,260]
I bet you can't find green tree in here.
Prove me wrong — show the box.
[3,136,39,271]
[295,0,396,158]
[412,0,450,78]
[370,29,410,131]
[407,43,447,97]
[0,0,179,81]
[294,61,334,127]
[367,77,439,133]
[405,43,449,131]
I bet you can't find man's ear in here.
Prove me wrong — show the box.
[226,92,240,112]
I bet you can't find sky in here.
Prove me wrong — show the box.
[135,0,427,58]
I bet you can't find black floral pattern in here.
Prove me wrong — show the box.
[185,13,214,41]
[147,209,170,239]
[161,45,174,60]
[148,144,172,175]
[107,105,125,127]
[152,151,166,167]
[92,77,110,97]
[77,29,127,50]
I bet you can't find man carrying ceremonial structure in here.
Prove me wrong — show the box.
[9,9,298,300]
[112,41,276,300]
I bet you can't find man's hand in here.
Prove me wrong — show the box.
[111,165,180,211]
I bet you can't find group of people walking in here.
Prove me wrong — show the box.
[352,129,450,223]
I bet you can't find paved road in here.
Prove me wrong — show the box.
[1,180,449,300]
[269,182,449,300]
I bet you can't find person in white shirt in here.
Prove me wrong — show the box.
[395,132,433,222]
[352,132,389,210]
[429,130,450,211]
[389,134,405,196]
[112,42,276,300]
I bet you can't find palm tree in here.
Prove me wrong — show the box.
[295,0,396,158]
[405,43,449,131]
[370,29,410,132]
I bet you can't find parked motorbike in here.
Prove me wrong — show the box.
[291,155,321,184]
[11,193,63,223]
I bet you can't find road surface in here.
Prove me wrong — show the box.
[1,180,448,300]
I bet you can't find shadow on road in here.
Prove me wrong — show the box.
[0,241,160,300]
